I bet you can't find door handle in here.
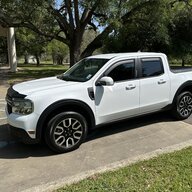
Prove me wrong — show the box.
[126,84,136,90]
[158,79,166,84]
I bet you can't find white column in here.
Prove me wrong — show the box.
[7,27,17,72]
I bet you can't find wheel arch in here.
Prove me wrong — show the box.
[36,99,95,141]
[173,81,192,104]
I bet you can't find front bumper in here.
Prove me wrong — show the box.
[5,86,41,144]
[9,125,39,144]
[6,106,40,141]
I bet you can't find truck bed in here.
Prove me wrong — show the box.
[170,66,192,73]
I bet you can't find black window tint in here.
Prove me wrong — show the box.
[108,60,135,82]
[141,58,164,77]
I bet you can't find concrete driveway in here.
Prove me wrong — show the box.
[1,85,192,192]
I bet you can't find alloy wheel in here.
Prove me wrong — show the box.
[53,118,83,148]
[178,95,192,117]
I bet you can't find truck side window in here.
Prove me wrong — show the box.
[108,60,135,82]
[141,58,164,77]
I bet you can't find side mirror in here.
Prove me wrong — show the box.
[97,76,114,86]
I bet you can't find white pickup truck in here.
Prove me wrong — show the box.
[6,52,192,153]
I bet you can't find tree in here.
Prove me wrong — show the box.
[0,0,189,66]
[81,29,98,54]
[47,39,69,65]
[0,37,8,64]
[169,1,192,66]
[103,0,171,53]
[103,0,192,65]
[16,28,48,66]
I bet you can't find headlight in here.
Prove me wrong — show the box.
[12,98,33,115]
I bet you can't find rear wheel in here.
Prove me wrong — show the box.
[45,112,88,153]
[172,91,192,120]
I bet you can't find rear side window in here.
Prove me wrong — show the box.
[141,58,164,77]
[107,60,135,82]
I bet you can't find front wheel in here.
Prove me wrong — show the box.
[172,91,192,120]
[45,112,88,153]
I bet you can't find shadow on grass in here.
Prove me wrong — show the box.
[7,65,68,84]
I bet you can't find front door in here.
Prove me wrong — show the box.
[94,59,140,124]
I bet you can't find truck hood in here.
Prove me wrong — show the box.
[13,77,80,95]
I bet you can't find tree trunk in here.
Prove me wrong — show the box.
[35,53,40,66]
[6,54,8,64]
[69,48,80,67]
[69,36,82,67]
[182,58,185,67]
[52,53,57,65]
[57,55,64,65]
[24,53,29,64]
[80,26,113,59]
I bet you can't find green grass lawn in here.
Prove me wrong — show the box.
[57,147,192,192]
[7,64,69,84]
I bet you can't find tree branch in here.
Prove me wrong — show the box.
[88,21,97,31]
[81,8,89,23]
[0,14,69,45]
[80,1,99,29]
[121,0,156,24]
[74,0,80,28]
[49,5,71,38]
[92,12,107,18]
[80,25,113,59]
[64,0,75,30]
[80,0,158,58]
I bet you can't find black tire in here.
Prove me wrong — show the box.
[172,91,192,120]
[45,112,88,153]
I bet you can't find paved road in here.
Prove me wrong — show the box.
[1,85,192,192]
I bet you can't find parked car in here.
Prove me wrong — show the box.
[6,52,192,153]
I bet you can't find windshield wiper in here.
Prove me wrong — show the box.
[57,75,83,82]
[57,75,71,81]
[57,74,63,80]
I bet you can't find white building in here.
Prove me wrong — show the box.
[0,26,17,72]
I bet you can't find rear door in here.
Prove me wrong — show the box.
[139,57,170,113]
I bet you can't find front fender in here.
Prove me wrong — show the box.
[35,99,95,140]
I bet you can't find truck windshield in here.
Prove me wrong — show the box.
[58,58,109,82]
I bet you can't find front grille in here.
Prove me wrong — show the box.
[6,94,12,105]
[7,104,12,114]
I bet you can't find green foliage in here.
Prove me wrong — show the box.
[102,0,192,65]
[103,0,171,53]
[0,0,57,35]
[1,0,173,66]
[47,40,69,65]
[1,0,192,66]
[169,2,192,63]
[16,28,48,65]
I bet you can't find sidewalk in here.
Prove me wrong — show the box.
[1,115,192,192]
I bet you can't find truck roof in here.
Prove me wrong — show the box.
[88,52,166,59]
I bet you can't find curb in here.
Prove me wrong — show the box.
[23,138,192,192]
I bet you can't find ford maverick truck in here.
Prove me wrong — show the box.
[6,53,192,153]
